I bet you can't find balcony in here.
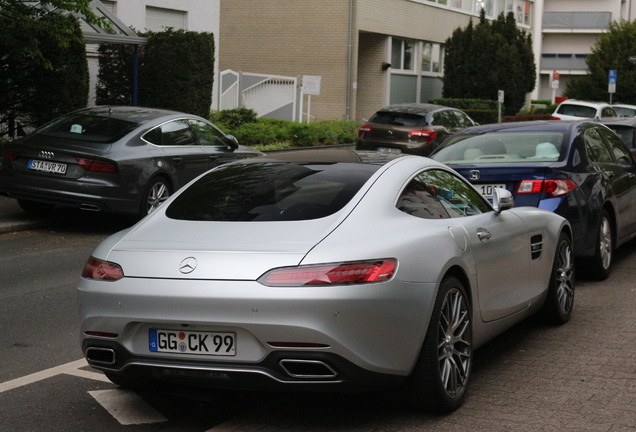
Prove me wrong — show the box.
[543,11,611,32]
[541,54,588,72]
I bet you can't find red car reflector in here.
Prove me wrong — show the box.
[410,130,437,143]
[517,179,576,197]
[82,256,124,281]
[258,259,397,287]
[76,158,118,173]
[358,125,373,137]
[268,342,330,348]
[85,331,119,338]
[3,148,20,161]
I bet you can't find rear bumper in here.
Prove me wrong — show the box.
[83,339,405,392]
[0,174,138,214]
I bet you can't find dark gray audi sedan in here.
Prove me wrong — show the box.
[0,106,263,217]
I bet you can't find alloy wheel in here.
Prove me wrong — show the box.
[437,287,472,398]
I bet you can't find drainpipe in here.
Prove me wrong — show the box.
[345,0,354,121]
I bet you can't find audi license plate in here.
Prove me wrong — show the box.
[149,329,236,356]
[28,159,67,175]
[477,183,506,198]
[378,147,401,154]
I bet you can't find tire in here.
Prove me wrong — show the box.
[140,177,171,218]
[588,210,613,280]
[404,276,472,412]
[540,232,575,325]
[17,199,54,213]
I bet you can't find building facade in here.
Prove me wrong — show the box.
[219,0,535,122]
[532,0,636,102]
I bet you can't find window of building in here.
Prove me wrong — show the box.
[145,6,187,32]
[391,38,415,71]
[421,42,443,74]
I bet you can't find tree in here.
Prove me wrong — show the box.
[0,0,102,136]
[96,44,136,106]
[565,20,636,103]
[443,11,536,115]
[139,29,215,117]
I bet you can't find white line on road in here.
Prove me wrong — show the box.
[89,389,167,425]
[0,358,90,393]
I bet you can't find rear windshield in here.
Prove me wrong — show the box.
[369,112,426,127]
[432,132,565,164]
[166,159,380,221]
[557,104,596,118]
[38,114,139,143]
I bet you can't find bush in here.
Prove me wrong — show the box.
[224,115,360,149]
[209,108,257,131]
[139,29,214,117]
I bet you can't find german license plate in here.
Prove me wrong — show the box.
[149,329,236,356]
[378,147,401,154]
[477,183,506,198]
[28,159,67,174]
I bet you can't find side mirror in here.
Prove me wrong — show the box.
[225,134,239,151]
[492,187,514,213]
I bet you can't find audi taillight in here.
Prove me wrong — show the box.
[258,259,397,287]
[3,148,20,161]
[517,179,577,197]
[410,130,437,143]
[76,158,118,173]
[358,125,373,137]
[82,256,124,281]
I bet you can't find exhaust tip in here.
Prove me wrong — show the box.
[86,347,116,365]
[280,359,337,379]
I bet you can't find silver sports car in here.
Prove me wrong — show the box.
[78,149,575,412]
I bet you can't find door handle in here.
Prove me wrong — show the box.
[477,228,492,242]
[172,157,183,166]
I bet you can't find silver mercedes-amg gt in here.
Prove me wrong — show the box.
[78,149,575,412]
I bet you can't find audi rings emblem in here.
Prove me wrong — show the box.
[39,151,55,159]
[469,170,481,181]
[179,257,198,274]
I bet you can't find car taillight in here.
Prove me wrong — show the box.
[76,158,118,173]
[517,179,577,197]
[410,130,437,143]
[550,116,561,120]
[2,148,20,161]
[358,125,373,137]
[82,256,124,281]
[258,259,397,287]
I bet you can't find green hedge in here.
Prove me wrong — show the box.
[212,109,360,149]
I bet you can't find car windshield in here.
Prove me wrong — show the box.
[369,112,426,127]
[432,132,565,164]
[38,114,140,143]
[166,159,380,221]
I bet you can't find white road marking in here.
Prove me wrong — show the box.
[0,358,89,393]
[64,367,112,383]
[89,389,167,425]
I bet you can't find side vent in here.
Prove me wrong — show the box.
[531,235,543,260]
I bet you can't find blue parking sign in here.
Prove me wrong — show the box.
[609,69,617,85]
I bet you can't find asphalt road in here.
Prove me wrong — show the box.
[0,195,635,431]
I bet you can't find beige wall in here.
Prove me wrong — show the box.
[357,0,472,43]
[220,0,351,121]
[220,0,480,121]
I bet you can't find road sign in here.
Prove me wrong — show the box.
[609,70,617,94]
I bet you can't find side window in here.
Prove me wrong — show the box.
[188,119,226,146]
[453,110,473,128]
[599,128,634,165]
[584,129,613,163]
[397,169,490,219]
[143,120,197,146]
